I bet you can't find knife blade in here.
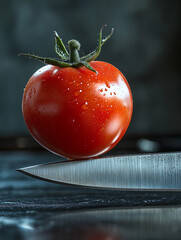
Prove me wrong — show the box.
[17,152,181,191]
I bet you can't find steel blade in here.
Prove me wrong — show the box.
[17,152,181,191]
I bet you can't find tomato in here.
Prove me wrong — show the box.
[21,26,133,159]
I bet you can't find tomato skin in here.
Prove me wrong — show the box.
[22,61,133,159]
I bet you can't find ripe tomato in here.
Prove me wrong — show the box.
[22,61,132,159]
[22,26,133,159]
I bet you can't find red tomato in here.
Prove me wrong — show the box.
[21,27,133,159]
[22,61,133,159]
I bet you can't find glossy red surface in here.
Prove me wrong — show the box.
[22,61,133,159]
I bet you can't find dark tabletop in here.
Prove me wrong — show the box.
[1,150,181,240]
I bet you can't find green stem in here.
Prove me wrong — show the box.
[19,26,114,73]
[68,39,81,63]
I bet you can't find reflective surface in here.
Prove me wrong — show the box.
[1,207,181,240]
[19,152,181,190]
[1,151,181,240]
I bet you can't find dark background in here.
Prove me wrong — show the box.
[0,0,180,138]
[1,2,181,239]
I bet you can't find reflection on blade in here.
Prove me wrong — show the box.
[17,152,181,191]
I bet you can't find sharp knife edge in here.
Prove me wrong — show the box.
[17,152,181,191]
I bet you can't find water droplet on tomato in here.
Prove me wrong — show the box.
[53,69,58,74]
[28,89,32,99]
[81,102,88,110]
[79,76,82,78]
[99,126,104,132]
[74,89,82,96]
[105,81,111,88]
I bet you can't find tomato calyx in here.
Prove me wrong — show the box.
[19,25,114,73]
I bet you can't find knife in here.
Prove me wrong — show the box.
[17,152,181,191]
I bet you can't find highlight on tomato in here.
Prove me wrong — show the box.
[21,25,133,160]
